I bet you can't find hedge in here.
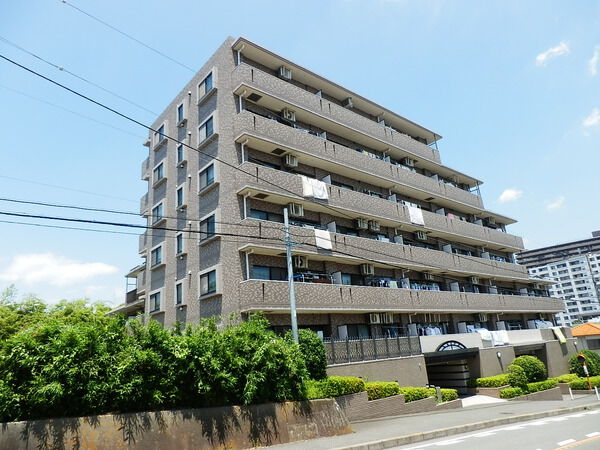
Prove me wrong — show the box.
[425,388,459,403]
[365,382,400,400]
[317,376,366,398]
[526,379,558,393]
[569,375,600,390]
[511,356,547,382]
[398,387,431,403]
[473,374,510,388]
[499,387,525,399]
[569,350,600,378]
[554,374,579,384]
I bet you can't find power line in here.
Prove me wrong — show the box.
[0,35,158,115]
[0,174,138,204]
[0,83,145,139]
[59,0,196,73]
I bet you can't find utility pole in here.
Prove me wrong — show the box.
[283,208,299,343]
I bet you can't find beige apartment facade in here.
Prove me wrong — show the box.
[112,37,570,386]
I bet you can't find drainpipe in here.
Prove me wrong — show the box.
[238,90,246,112]
[240,139,249,163]
[236,44,245,66]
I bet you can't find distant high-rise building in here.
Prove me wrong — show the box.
[518,232,600,326]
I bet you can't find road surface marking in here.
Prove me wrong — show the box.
[470,431,496,437]
[585,432,600,437]
[548,417,568,422]
[557,439,576,446]
[528,420,548,426]
[435,439,464,446]
[555,434,600,449]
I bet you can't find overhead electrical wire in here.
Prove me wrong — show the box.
[0,35,158,116]
[59,0,196,73]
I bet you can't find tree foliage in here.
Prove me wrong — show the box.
[569,350,600,378]
[511,355,547,382]
[286,328,327,380]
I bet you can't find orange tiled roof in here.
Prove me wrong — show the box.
[572,322,600,337]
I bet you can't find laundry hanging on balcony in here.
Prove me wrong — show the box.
[408,205,425,226]
[314,229,332,250]
[300,175,329,200]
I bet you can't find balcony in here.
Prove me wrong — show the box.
[138,231,148,254]
[240,218,529,282]
[237,162,524,251]
[141,157,150,181]
[232,63,442,164]
[235,111,484,211]
[237,280,564,314]
[140,193,149,216]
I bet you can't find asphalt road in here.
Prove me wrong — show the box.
[393,409,600,450]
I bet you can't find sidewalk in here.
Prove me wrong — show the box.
[269,394,600,450]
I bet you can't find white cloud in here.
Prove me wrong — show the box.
[535,42,569,66]
[546,196,565,211]
[582,108,600,128]
[588,46,600,76]
[498,188,523,204]
[0,253,118,287]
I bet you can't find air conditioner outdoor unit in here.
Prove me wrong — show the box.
[383,313,394,324]
[279,66,292,80]
[368,220,380,232]
[369,313,381,324]
[356,218,369,230]
[423,273,434,281]
[415,230,427,241]
[477,313,488,322]
[360,263,375,276]
[402,157,416,167]
[281,108,296,122]
[342,97,353,108]
[469,276,480,285]
[288,202,304,217]
[284,154,298,168]
[293,255,308,269]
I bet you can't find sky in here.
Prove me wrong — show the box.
[0,0,598,305]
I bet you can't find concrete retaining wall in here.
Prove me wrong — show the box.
[508,386,563,401]
[335,392,461,422]
[0,399,351,450]
[326,355,428,386]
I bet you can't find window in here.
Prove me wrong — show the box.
[200,270,216,295]
[175,283,183,305]
[177,103,184,123]
[198,72,213,98]
[176,186,184,208]
[199,164,215,190]
[155,124,165,145]
[198,117,214,143]
[153,162,164,183]
[150,292,161,312]
[199,215,215,240]
[252,265,287,281]
[150,246,162,266]
[176,233,184,254]
[151,203,164,223]
[249,209,284,223]
[177,144,184,163]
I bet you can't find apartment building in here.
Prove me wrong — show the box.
[518,233,600,327]
[112,37,572,383]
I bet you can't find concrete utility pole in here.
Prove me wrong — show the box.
[283,208,299,343]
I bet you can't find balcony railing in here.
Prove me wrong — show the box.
[140,193,149,215]
[235,111,483,210]
[238,161,524,251]
[232,62,442,164]
[141,157,150,181]
[323,335,422,365]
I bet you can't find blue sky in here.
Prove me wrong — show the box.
[0,0,598,304]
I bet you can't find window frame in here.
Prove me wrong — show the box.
[175,282,184,306]
[176,144,185,165]
[154,123,167,148]
[176,102,185,125]
[150,243,163,267]
[199,214,216,242]
[176,233,185,255]
[151,202,164,224]
[152,161,165,184]
[199,267,218,297]
[176,184,186,209]
[198,162,216,192]
[197,71,214,102]
[197,115,215,146]
[149,290,162,313]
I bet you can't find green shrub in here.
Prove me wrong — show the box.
[399,387,431,402]
[569,350,600,378]
[499,387,525,399]
[569,375,600,390]
[555,373,579,384]
[511,356,547,382]
[286,328,327,380]
[526,379,558,393]
[304,379,325,400]
[424,388,459,403]
[474,374,510,388]
[320,376,365,398]
[507,364,528,389]
[365,381,400,400]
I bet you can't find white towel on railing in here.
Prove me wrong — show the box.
[300,175,329,200]
[314,229,332,250]
[408,205,425,225]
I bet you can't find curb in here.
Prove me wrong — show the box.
[332,402,600,450]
